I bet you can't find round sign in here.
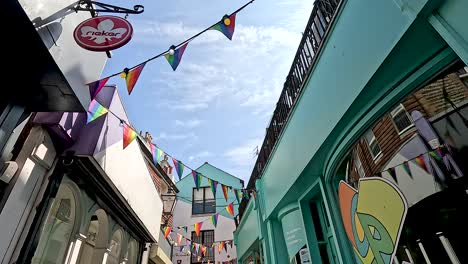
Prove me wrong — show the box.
[73,16,133,51]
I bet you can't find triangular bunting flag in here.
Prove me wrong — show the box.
[156,148,164,162]
[88,77,109,100]
[194,243,200,254]
[180,246,184,253]
[172,158,184,181]
[210,213,219,228]
[226,203,235,216]
[429,150,442,162]
[234,189,242,203]
[87,99,108,123]
[194,222,203,236]
[163,226,172,239]
[177,233,183,245]
[123,123,138,149]
[251,190,257,201]
[186,239,191,249]
[181,226,188,233]
[208,178,218,198]
[150,144,158,165]
[243,190,250,201]
[192,170,202,190]
[388,167,398,183]
[124,63,145,95]
[197,256,201,262]
[218,242,224,253]
[415,155,429,173]
[224,241,228,253]
[201,245,207,256]
[222,184,229,202]
[402,161,412,179]
[165,43,188,71]
[210,14,237,40]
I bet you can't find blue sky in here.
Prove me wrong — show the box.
[102,0,313,182]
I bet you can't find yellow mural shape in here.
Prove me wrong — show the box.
[338,177,408,264]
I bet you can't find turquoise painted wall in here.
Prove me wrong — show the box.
[259,0,421,218]
[234,200,259,259]
[175,162,243,218]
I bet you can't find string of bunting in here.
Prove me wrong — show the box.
[163,198,244,239]
[360,144,460,185]
[166,228,235,256]
[87,0,255,97]
[86,99,258,198]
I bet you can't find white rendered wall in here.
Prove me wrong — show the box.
[93,91,163,241]
[18,0,108,109]
[173,200,237,264]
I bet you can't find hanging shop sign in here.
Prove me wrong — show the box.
[74,15,133,51]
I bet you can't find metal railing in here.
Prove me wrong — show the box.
[239,0,341,219]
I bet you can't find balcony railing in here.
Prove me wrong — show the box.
[239,0,342,219]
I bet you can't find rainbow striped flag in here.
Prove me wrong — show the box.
[123,123,138,149]
[201,245,207,256]
[177,233,183,245]
[163,226,172,239]
[194,222,203,236]
[235,189,243,203]
[150,143,158,164]
[87,99,108,123]
[415,155,429,173]
[125,63,146,95]
[208,178,218,198]
[165,43,188,71]
[210,213,219,228]
[226,203,235,216]
[172,158,184,180]
[157,148,164,162]
[192,170,202,190]
[221,184,229,202]
[210,14,236,40]
[88,77,109,100]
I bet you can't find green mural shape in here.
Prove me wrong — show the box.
[357,213,393,264]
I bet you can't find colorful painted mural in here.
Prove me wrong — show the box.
[338,177,408,264]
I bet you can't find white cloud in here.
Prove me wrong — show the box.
[175,119,203,128]
[141,22,302,115]
[188,151,213,161]
[158,132,197,141]
[224,138,262,167]
[223,138,263,182]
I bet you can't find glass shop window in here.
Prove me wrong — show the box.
[334,63,468,264]
[30,184,77,264]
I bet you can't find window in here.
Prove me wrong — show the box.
[391,104,413,134]
[354,154,365,178]
[191,230,214,263]
[30,184,78,264]
[364,130,382,159]
[192,187,215,215]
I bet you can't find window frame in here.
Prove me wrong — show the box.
[390,104,413,135]
[192,187,216,215]
[354,154,365,178]
[190,230,215,264]
[364,129,382,160]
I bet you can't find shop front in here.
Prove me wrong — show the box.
[327,63,468,264]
